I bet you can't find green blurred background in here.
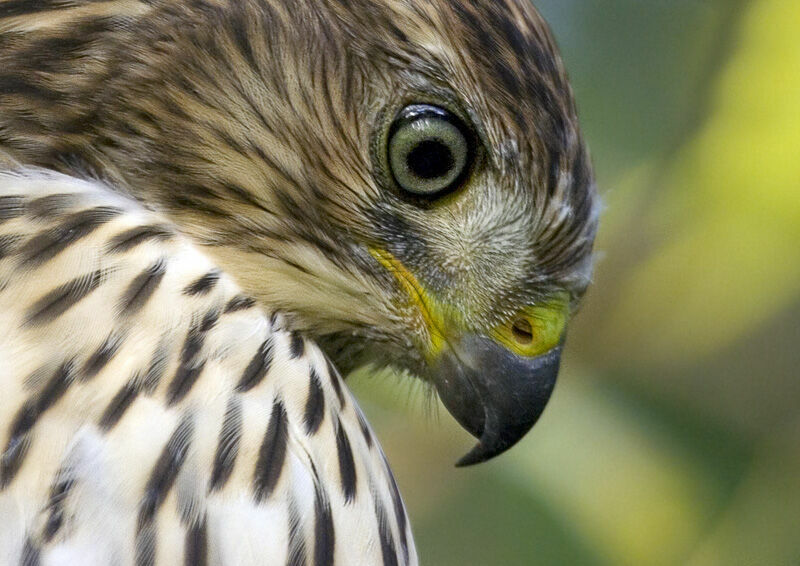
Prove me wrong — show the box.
[350,1,800,564]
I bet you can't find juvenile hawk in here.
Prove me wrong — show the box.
[0,0,597,564]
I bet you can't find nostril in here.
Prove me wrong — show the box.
[511,318,533,345]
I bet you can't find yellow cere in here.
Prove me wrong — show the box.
[371,247,570,360]
[491,293,570,358]
[369,247,448,357]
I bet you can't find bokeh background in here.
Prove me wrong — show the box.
[350,1,800,564]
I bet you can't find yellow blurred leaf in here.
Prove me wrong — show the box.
[604,0,800,364]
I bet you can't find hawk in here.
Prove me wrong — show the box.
[0,0,598,564]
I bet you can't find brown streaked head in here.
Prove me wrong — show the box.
[0,0,598,462]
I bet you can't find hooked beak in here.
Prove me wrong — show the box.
[432,334,562,466]
[368,247,567,466]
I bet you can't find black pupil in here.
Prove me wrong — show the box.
[406,139,454,180]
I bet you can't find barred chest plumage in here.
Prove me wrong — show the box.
[0,170,416,566]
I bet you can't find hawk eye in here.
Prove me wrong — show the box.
[387,104,474,197]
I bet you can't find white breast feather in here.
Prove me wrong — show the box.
[0,169,417,566]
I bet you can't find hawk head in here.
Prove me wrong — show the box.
[6,0,598,464]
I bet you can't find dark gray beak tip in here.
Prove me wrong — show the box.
[433,336,562,467]
[455,442,500,468]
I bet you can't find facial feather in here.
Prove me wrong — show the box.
[0,0,597,375]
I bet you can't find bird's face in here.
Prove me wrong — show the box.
[305,0,597,464]
[91,0,598,463]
